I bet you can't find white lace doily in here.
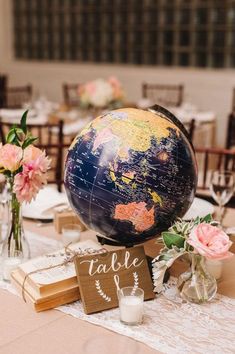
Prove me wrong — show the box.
[0,232,235,354]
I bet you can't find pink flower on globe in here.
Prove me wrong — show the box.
[13,150,50,203]
[0,143,23,172]
[188,223,233,260]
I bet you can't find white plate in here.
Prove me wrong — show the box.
[183,197,215,220]
[22,187,69,220]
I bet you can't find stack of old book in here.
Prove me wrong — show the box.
[11,240,102,312]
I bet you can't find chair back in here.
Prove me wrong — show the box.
[0,75,8,108]
[232,87,235,112]
[142,83,184,107]
[195,147,235,205]
[63,83,80,107]
[0,120,68,192]
[6,85,32,108]
[226,112,235,150]
[183,119,195,143]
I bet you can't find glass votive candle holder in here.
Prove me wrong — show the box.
[118,287,144,326]
[61,223,81,245]
[2,251,23,282]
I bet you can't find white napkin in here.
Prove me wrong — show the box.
[193,111,215,123]
[137,98,154,109]
[183,197,215,220]
[22,186,69,220]
[172,107,215,124]
[0,109,36,119]
[63,117,91,135]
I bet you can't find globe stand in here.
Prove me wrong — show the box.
[96,235,170,283]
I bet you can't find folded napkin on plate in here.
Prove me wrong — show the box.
[63,117,92,135]
[183,197,214,220]
[0,109,36,119]
[22,187,69,219]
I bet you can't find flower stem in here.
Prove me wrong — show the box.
[7,176,22,256]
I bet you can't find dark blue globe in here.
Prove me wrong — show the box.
[64,106,197,246]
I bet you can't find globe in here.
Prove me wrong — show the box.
[64,106,197,246]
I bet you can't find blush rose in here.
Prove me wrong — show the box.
[188,223,233,260]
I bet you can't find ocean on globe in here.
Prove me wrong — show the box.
[64,106,197,246]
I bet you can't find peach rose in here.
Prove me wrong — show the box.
[0,143,23,172]
[23,145,43,163]
[188,223,233,260]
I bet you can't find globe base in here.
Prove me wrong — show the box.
[96,235,134,247]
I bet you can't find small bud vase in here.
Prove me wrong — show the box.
[1,189,30,281]
[177,254,217,303]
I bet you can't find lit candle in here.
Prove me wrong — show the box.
[118,287,144,325]
[205,259,223,280]
[3,257,22,281]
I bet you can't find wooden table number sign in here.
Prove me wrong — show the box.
[74,246,155,314]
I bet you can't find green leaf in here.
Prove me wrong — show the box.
[201,214,212,223]
[6,129,17,143]
[162,232,185,249]
[158,252,173,262]
[15,128,24,135]
[20,110,28,134]
[22,136,38,149]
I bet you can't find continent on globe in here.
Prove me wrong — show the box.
[114,202,155,232]
[64,107,197,246]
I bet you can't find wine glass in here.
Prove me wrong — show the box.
[210,170,235,225]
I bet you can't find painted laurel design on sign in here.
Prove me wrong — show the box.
[95,272,139,302]
[131,271,139,295]
[95,280,111,302]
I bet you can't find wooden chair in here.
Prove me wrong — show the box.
[226,112,235,150]
[6,84,32,108]
[63,83,80,107]
[195,147,235,206]
[142,83,184,107]
[232,87,235,112]
[0,120,69,192]
[0,75,8,108]
[183,118,195,143]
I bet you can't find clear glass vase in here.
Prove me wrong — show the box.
[177,254,217,304]
[1,191,30,281]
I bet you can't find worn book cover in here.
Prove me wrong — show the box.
[11,269,80,312]
[17,239,102,296]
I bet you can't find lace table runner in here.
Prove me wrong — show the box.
[0,232,235,354]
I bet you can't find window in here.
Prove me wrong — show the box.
[13,0,235,68]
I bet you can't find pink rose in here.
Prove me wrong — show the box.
[0,143,23,172]
[188,223,233,260]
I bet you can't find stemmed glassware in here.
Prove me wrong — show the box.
[210,170,235,225]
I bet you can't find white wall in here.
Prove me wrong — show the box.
[0,0,235,146]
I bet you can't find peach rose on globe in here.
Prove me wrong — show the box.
[188,223,233,260]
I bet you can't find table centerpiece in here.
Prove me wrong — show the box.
[0,111,50,275]
[152,214,233,303]
[78,76,125,112]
